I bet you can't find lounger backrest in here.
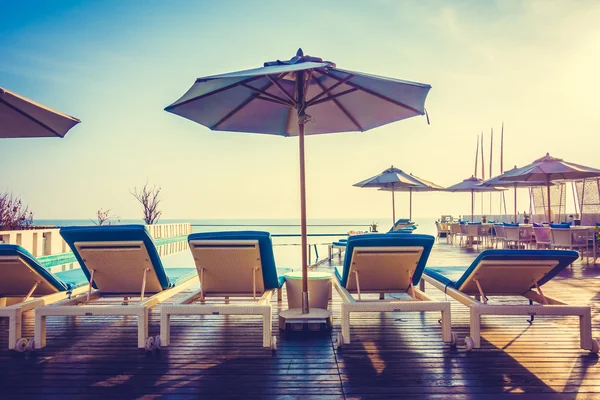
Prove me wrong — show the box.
[339,234,434,291]
[60,225,169,294]
[187,231,280,292]
[189,239,265,295]
[0,244,67,296]
[456,250,578,295]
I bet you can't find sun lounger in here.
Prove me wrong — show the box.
[332,234,454,348]
[0,244,89,351]
[160,231,288,350]
[34,225,197,350]
[390,218,417,232]
[422,250,599,352]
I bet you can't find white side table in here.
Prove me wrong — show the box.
[279,271,333,331]
[284,271,332,310]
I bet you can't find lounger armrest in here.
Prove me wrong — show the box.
[332,275,355,303]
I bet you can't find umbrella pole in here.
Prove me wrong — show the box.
[514,183,517,223]
[298,120,309,314]
[409,188,413,221]
[471,190,474,222]
[392,189,396,225]
[547,181,552,223]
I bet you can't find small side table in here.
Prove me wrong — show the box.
[279,271,333,331]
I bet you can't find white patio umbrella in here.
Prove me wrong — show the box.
[375,172,444,221]
[353,166,420,224]
[0,87,80,138]
[165,49,431,315]
[445,176,504,222]
[482,166,553,223]
[499,153,600,222]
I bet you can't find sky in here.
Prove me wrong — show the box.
[1,0,600,223]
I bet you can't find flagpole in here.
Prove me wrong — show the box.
[489,128,493,215]
[481,133,484,219]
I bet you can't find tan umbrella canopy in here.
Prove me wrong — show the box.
[482,166,554,222]
[353,166,420,224]
[376,172,444,221]
[445,176,504,222]
[0,87,80,138]
[498,153,600,222]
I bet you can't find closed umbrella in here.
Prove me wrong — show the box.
[482,166,553,223]
[0,87,80,138]
[499,153,600,222]
[165,49,431,315]
[353,166,420,224]
[446,176,504,222]
[376,172,444,221]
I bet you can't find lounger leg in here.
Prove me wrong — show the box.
[341,304,351,344]
[34,313,47,349]
[277,288,283,302]
[470,308,482,349]
[579,308,593,350]
[160,311,171,347]
[440,303,452,343]
[262,307,272,348]
[137,308,149,349]
[419,279,425,292]
[8,310,22,350]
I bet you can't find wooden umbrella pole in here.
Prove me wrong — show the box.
[409,188,413,221]
[471,190,474,222]
[297,70,309,314]
[514,183,517,223]
[392,186,396,225]
[547,181,552,223]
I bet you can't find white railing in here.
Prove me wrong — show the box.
[0,223,192,257]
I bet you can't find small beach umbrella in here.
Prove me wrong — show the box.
[0,87,80,138]
[374,172,443,221]
[482,166,553,223]
[445,176,504,222]
[499,153,600,222]
[165,49,431,315]
[353,166,420,224]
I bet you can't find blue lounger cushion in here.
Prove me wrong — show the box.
[332,241,347,247]
[335,233,435,287]
[0,244,88,294]
[425,249,579,289]
[187,231,286,290]
[60,225,193,291]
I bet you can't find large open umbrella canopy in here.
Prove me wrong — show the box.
[482,166,553,222]
[0,87,80,138]
[446,176,504,222]
[353,166,420,224]
[499,153,600,222]
[375,172,444,221]
[165,49,431,315]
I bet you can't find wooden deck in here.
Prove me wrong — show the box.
[1,240,599,399]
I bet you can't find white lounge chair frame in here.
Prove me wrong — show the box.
[34,241,197,350]
[332,245,454,348]
[160,239,278,350]
[421,259,600,352]
[0,255,88,351]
